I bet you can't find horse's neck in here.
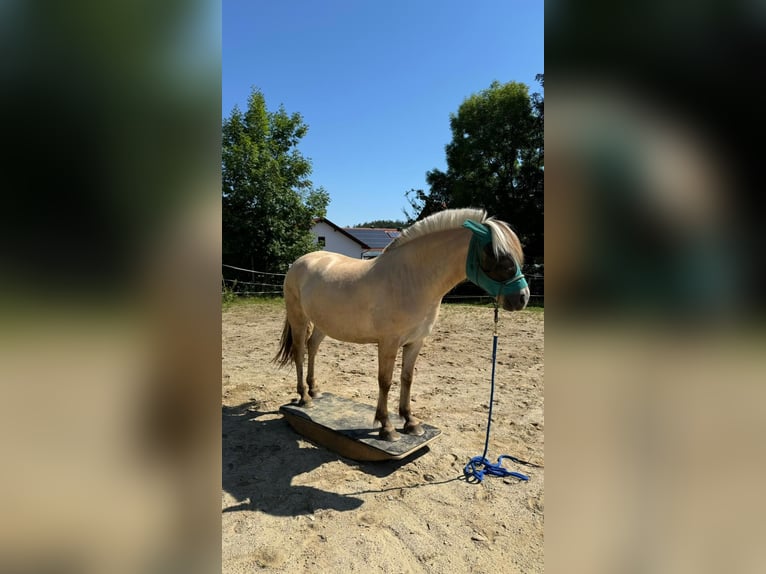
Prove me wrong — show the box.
[381,228,471,299]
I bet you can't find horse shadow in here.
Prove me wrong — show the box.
[222,400,365,516]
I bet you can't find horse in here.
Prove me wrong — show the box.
[274,208,530,441]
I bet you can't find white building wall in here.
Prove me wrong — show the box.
[310,220,364,258]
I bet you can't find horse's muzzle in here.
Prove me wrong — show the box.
[500,288,529,311]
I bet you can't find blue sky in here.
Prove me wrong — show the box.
[223,0,543,227]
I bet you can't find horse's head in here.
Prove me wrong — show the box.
[478,243,530,311]
[464,218,530,311]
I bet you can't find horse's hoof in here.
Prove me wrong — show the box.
[404,422,425,436]
[379,428,401,442]
[309,390,322,399]
[298,398,314,408]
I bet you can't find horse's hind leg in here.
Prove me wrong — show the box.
[306,327,326,398]
[375,340,400,441]
[287,310,312,407]
[400,340,425,436]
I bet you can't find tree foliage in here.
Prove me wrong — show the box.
[353,219,407,229]
[406,77,544,265]
[222,88,329,272]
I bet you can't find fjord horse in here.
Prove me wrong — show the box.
[274,208,529,440]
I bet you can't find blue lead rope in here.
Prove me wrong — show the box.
[464,455,530,482]
[464,305,531,484]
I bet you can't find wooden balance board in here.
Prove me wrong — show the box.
[279,392,441,462]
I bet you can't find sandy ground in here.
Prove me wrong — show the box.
[222,299,544,573]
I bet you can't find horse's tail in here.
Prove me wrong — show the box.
[273,317,294,367]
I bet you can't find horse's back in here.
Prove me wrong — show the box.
[286,251,369,286]
[285,250,373,306]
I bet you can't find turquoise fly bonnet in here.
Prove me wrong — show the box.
[462,219,528,297]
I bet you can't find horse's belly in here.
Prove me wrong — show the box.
[302,291,435,345]
[303,294,381,343]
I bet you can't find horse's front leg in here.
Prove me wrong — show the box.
[375,340,400,441]
[400,339,425,436]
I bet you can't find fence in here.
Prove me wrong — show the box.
[442,273,544,305]
[223,264,543,304]
[222,264,286,296]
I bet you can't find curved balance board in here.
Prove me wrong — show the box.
[279,392,441,462]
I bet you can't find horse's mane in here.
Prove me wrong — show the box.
[384,208,524,265]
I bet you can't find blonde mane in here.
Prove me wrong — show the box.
[385,208,524,265]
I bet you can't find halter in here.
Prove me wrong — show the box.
[462,220,528,296]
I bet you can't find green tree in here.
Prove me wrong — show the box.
[407,77,544,264]
[223,88,329,273]
[353,219,407,229]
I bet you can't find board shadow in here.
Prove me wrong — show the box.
[222,400,363,516]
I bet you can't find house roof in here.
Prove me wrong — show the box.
[315,218,370,247]
[342,228,401,249]
[314,218,401,251]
